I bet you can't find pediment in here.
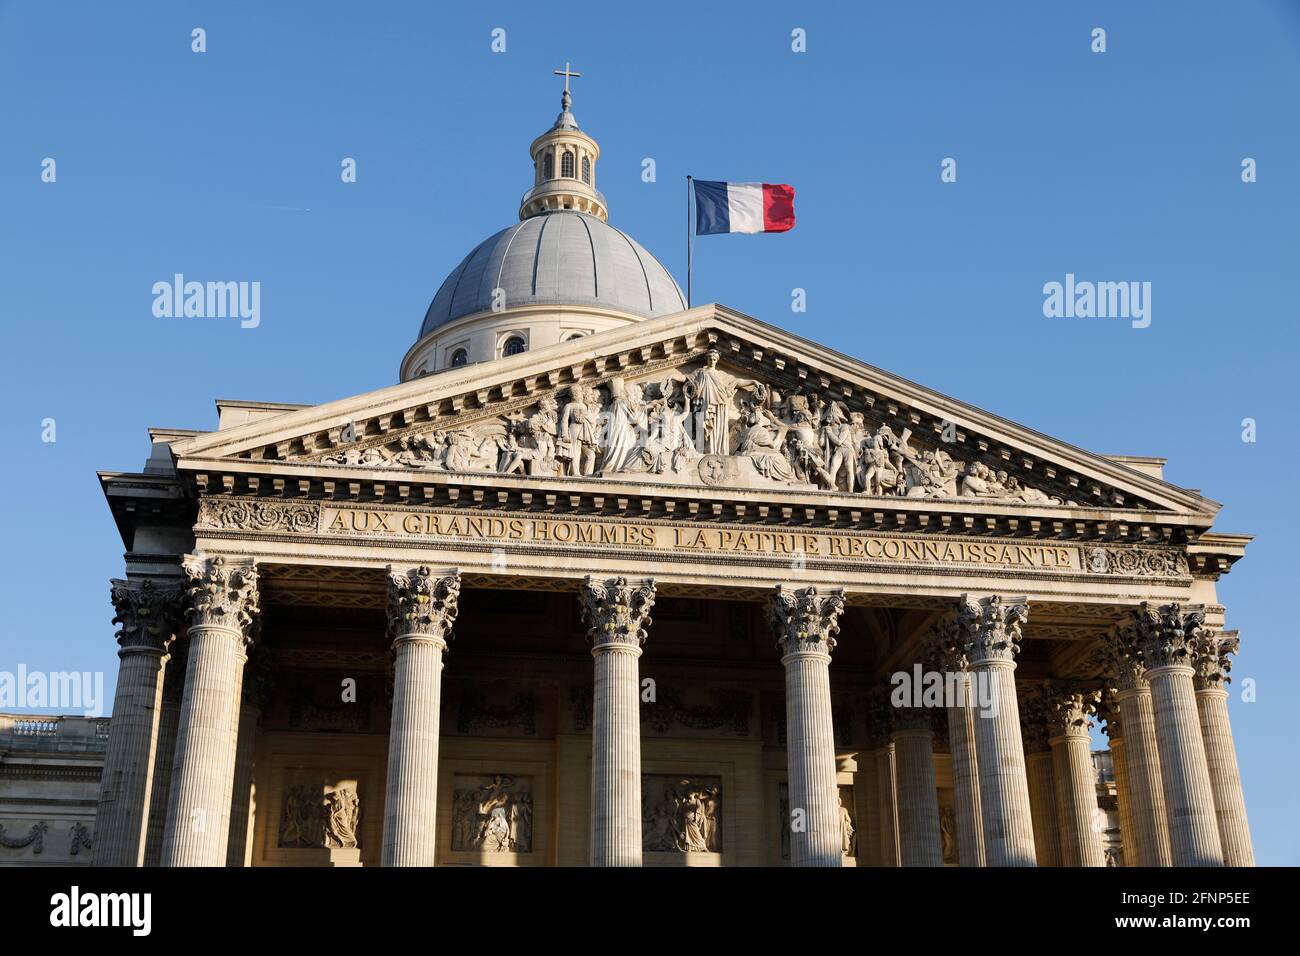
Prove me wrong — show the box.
[172,305,1217,518]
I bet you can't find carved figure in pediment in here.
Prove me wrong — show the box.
[498,396,559,476]
[643,391,697,475]
[599,377,650,474]
[905,448,961,498]
[822,402,861,493]
[683,349,757,455]
[437,428,497,472]
[557,384,604,476]
[960,461,998,497]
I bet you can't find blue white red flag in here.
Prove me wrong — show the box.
[693,180,795,235]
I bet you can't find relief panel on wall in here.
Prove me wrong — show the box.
[450,774,534,853]
[642,775,722,853]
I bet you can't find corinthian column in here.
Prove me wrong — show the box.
[1135,603,1224,867]
[381,566,460,867]
[581,575,655,867]
[1192,631,1254,866]
[1019,686,1062,867]
[960,594,1036,866]
[1100,624,1172,866]
[768,585,845,867]
[864,686,900,866]
[93,579,184,867]
[1097,690,1134,867]
[925,621,985,866]
[892,706,944,866]
[161,556,259,867]
[1044,681,1105,867]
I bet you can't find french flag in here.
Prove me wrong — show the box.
[693,180,796,235]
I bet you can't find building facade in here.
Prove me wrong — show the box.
[83,85,1253,868]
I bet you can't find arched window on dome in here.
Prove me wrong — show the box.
[543,152,554,179]
[561,150,575,179]
[581,156,591,184]
[449,348,468,369]
[502,336,527,357]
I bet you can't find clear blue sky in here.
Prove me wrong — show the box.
[2,1,1296,864]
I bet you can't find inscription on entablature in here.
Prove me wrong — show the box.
[314,506,1084,571]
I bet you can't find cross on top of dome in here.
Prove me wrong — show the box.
[553,61,581,113]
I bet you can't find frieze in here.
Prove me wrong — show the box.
[198,497,319,534]
[1082,546,1189,577]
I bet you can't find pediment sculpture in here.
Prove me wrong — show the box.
[313,349,1067,503]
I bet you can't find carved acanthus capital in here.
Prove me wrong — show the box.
[1017,684,1054,753]
[1192,629,1239,690]
[767,585,846,656]
[387,567,461,642]
[958,594,1028,666]
[863,684,895,749]
[1096,685,1122,740]
[580,576,656,649]
[1132,602,1205,671]
[922,616,967,673]
[181,555,260,635]
[1098,623,1146,692]
[1043,680,1099,739]
[110,578,185,653]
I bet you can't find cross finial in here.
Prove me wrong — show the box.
[554,61,581,111]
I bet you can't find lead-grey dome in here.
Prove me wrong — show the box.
[419,211,686,338]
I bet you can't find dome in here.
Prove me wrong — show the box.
[419,211,686,339]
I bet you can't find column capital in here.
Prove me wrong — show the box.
[958,594,1028,666]
[1018,683,1054,753]
[181,554,260,635]
[1042,679,1100,741]
[387,566,460,643]
[863,684,895,749]
[922,616,967,673]
[1192,629,1239,691]
[1098,623,1147,692]
[580,575,655,650]
[1095,685,1122,740]
[110,578,185,654]
[767,585,845,657]
[1132,601,1205,671]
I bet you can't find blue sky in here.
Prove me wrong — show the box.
[2,1,1297,864]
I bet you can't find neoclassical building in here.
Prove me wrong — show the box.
[88,82,1253,868]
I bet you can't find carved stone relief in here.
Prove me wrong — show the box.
[450,775,533,853]
[294,351,1069,503]
[453,686,538,736]
[1083,546,1189,577]
[278,781,361,849]
[779,784,856,860]
[642,775,722,853]
[571,684,751,737]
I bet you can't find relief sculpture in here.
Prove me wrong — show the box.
[451,775,533,853]
[642,776,722,853]
[304,349,1068,503]
[278,783,360,849]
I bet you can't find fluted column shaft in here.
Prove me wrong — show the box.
[947,672,985,866]
[874,744,901,866]
[144,695,181,867]
[160,623,251,866]
[92,643,169,866]
[961,594,1035,866]
[582,576,656,867]
[856,748,882,866]
[382,632,446,866]
[381,566,460,867]
[1115,686,1173,866]
[590,641,644,866]
[969,663,1035,865]
[1147,663,1223,865]
[782,646,841,866]
[225,701,260,866]
[769,585,845,868]
[1050,730,1105,866]
[1025,750,1061,866]
[1110,738,1135,866]
[893,723,943,866]
[1195,687,1253,866]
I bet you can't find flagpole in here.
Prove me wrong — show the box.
[686,175,693,308]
